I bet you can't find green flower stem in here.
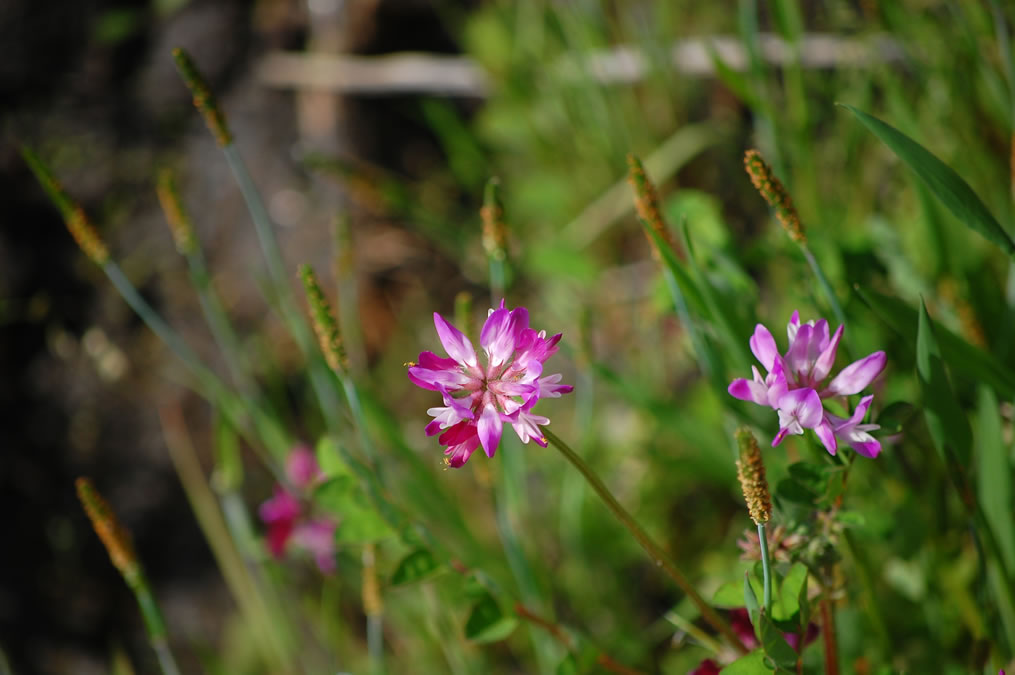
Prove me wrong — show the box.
[222,145,290,301]
[183,245,255,395]
[489,257,505,306]
[103,262,290,460]
[130,578,181,675]
[541,428,749,655]
[161,406,293,671]
[800,244,852,355]
[757,522,773,616]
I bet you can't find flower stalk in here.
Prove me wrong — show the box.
[735,428,773,615]
[76,478,182,675]
[541,428,749,655]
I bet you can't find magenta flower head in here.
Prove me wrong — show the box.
[408,301,574,468]
[728,311,886,457]
[259,445,338,573]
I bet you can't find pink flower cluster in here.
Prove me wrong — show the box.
[408,301,573,468]
[728,312,886,457]
[258,446,337,573]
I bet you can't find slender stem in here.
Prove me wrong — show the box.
[129,577,181,675]
[800,245,851,355]
[185,247,254,394]
[757,522,773,616]
[222,145,290,297]
[514,604,647,675]
[542,428,748,654]
[489,257,505,306]
[819,596,839,675]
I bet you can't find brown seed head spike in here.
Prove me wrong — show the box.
[299,263,349,377]
[626,153,682,260]
[743,149,806,244]
[734,428,772,525]
[156,169,197,255]
[75,477,140,581]
[21,147,111,266]
[172,47,233,147]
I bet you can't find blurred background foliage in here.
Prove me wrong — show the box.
[4,0,1015,673]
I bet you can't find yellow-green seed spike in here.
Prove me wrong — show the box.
[480,177,507,262]
[626,153,681,259]
[155,169,197,256]
[743,149,806,244]
[299,263,348,377]
[76,477,140,581]
[734,428,772,525]
[171,47,232,147]
[22,147,110,266]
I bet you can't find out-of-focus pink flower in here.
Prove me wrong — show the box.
[408,301,573,468]
[728,311,886,457]
[258,446,337,574]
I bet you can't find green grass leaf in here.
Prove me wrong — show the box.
[720,649,771,674]
[916,300,973,468]
[839,104,1015,257]
[976,386,1015,571]
[855,286,1015,398]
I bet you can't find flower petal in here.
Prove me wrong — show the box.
[749,324,780,372]
[511,411,549,445]
[728,376,769,406]
[787,310,801,343]
[811,324,843,384]
[814,418,838,456]
[784,323,813,380]
[433,313,477,367]
[824,351,886,396]
[408,351,471,391]
[285,445,322,489]
[481,305,528,366]
[778,388,823,428]
[477,405,503,458]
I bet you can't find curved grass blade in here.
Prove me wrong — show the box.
[839,104,1015,257]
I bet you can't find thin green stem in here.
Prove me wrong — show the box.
[128,574,181,675]
[489,257,505,306]
[222,145,290,299]
[184,246,254,394]
[541,428,748,654]
[800,245,852,355]
[757,522,773,616]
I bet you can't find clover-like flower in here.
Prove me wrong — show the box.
[259,446,337,573]
[728,312,886,457]
[408,301,573,467]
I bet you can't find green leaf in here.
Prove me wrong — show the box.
[720,649,771,674]
[916,300,973,469]
[773,563,808,623]
[856,286,1015,398]
[642,221,709,318]
[464,594,518,643]
[875,401,919,435]
[314,477,393,544]
[758,611,798,670]
[714,573,764,609]
[555,655,578,675]
[315,436,352,479]
[839,104,1015,257]
[744,572,761,640]
[976,385,1015,571]
[390,549,442,586]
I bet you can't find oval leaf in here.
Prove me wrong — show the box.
[465,594,518,643]
[390,549,442,586]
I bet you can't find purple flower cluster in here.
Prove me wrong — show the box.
[259,446,337,573]
[408,301,573,468]
[728,312,886,457]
